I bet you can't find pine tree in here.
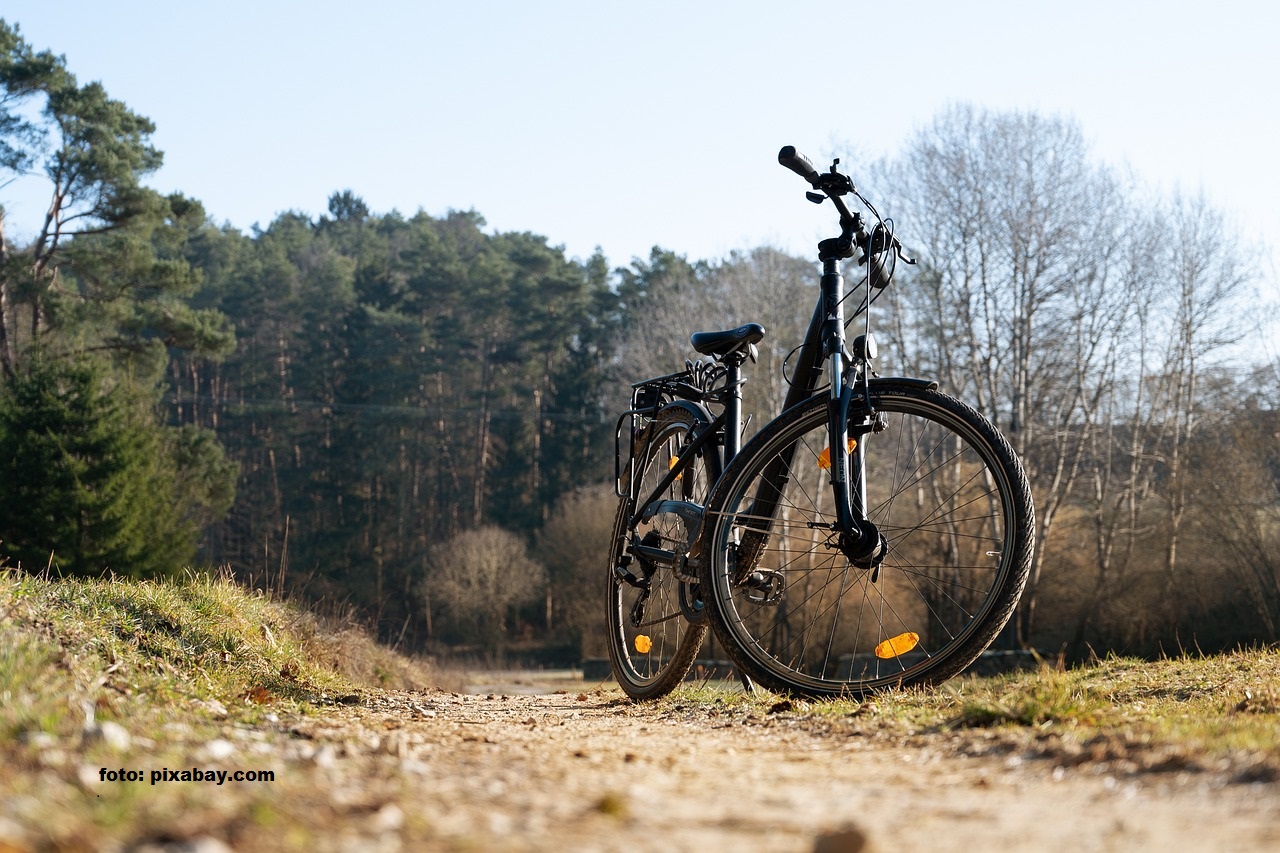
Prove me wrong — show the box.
[0,354,190,576]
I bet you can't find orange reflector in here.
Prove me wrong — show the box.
[669,456,682,481]
[874,632,920,659]
[817,438,858,470]
[634,635,653,653]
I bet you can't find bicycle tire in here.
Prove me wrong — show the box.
[607,406,716,700]
[701,382,1034,698]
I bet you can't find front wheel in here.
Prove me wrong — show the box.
[607,407,716,700]
[701,383,1034,698]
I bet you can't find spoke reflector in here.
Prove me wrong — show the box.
[634,635,653,653]
[875,632,920,659]
[669,456,682,480]
[816,438,858,470]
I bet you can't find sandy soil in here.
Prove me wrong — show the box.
[283,683,1280,853]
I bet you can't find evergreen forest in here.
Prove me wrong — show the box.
[2,21,1277,664]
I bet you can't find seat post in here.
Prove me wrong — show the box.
[688,323,763,465]
[721,352,747,464]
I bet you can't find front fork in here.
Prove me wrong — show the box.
[822,266,886,568]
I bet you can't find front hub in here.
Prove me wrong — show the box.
[841,518,886,568]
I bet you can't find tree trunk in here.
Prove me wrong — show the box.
[473,341,494,527]
[0,211,14,377]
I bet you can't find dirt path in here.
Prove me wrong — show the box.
[279,687,1280,852]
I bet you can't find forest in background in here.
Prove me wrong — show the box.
[2,20,1277,664]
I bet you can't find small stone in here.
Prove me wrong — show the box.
[813,825,871,853]
[204,738,236,760]
[399,757,430,775]
[83,721,131,751]
[370,803,405,832]
[312,744,338,768]
[42,749,69,767]
[381,731,409,757]
[20,731,57,749]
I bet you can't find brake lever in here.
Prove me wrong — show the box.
[814,171,855,197]
[867,221,917,265]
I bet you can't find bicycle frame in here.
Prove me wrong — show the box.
[620,151,906,581]
[618,254,881,577]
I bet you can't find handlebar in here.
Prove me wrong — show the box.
[778,146,821,185]
[778,144,916,280]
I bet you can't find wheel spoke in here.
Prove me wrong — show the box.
[704,387,1033,698]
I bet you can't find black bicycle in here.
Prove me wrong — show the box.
[608,147,1035,700]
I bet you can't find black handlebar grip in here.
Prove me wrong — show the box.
[778,146,820,184]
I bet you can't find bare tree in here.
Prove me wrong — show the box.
[423,526,546,652]
[1142,194,1251,617]
[876,105,1132,644]
[1190,367,1280,637]
[535,484,616,657]
[1051,207,1165,653]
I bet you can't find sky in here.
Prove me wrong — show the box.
[3,0,1279,346]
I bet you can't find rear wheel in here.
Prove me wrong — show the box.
[702,384,1034,698]
[607,407,717,700]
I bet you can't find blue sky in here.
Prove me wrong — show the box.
[3,1,1278,322]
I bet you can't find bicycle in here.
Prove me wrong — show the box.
[608,146,1035,700]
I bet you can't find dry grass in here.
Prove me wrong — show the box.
[647,649,1280,782]
[0,567,436,851]
[0,568,433,740]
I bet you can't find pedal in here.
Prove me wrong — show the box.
[613,564,647,589]
[743,570,785,605]
[631,543,678,566]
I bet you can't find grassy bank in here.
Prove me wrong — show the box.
[0,568,435,850]
[652,647,1280,782]
[1,568,434,736]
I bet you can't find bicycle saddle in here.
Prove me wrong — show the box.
[690,323,766,357]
